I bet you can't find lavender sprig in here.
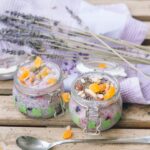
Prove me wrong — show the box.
[0,11,149,72]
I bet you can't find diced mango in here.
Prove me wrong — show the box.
[89,83,101,93]
[63,129,73,139]
[47,78,57,85]
[19,70,30,83]
[104,85,116,100]
[98,63,107,69]
[61,92,71,103]
[34,56,43,68]
[40,67,51,78]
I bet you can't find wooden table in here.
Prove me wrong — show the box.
[1,0,150,149]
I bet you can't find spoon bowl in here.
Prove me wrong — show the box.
[16,136,51,150]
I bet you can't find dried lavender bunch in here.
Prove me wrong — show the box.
[0,26,149,65]
[0,11,150,77]
[2,48,25,55]
[5,10,47,22]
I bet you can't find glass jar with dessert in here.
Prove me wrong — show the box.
[69,72,122,134]
[13,56,64,118]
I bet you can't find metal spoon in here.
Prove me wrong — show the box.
[16,136,150,150]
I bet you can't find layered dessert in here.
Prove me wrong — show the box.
[13,57,63,118]
[69,72,122,133]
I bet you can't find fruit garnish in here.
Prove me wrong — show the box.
[63,126,73,139]
[40,67,51,78]
[89,83,101,93]
[34,56,43,68]
[61,92,71,103]
[36,73,42,80]
[20,66,28,72]
[98,63,107,69]
[99,83,106,92]
[104,85,116,100]
[29,75,35,83]
[47,78,57,85]
[19,70,30,82]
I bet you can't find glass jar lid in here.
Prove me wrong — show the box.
[76,60,127,77]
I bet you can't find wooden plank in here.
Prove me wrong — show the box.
[0,80,13,95]
[88,0,150,21]
[0,96,150,128]
[143,22,150,45]
[1,127,150,150]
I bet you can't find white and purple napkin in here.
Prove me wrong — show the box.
[0,0,149,104]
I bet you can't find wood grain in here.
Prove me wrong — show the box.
[1,127,150,150]
[0,96,150,128]
[0,81,13,95]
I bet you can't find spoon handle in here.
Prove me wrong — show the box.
[58,136,150,145]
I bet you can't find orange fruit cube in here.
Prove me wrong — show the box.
[47,78,57,85]
[104,85,116,100]
[89,83,101,93]
[61,92,71,103]
[34,56,43,68]
[63,129,73,139]
[40,67,51,78]
[19,70,30,82]
[98,63,107,69]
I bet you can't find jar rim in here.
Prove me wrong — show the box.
[14,58,63,96]
[71,72,120,108]
[77,60,119,72]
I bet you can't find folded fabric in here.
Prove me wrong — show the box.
[120,77,147,104]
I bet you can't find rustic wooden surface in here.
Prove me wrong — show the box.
[0,81,13,95]
[0,95,150,128]
[1,127,150,150]
[0,0,150,149]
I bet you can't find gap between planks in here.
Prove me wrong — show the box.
[1,127,150,150]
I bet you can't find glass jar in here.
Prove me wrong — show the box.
[13,59,64,118]
[69,72,122,134]
[0,55,28,80]
[76,60,127,78]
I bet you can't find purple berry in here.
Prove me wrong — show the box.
[75,106,81,112]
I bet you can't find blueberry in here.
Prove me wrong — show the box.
[64,62,68,66]
[27,107,33,111]
[75,106,80,112]
[106,115,111,120]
